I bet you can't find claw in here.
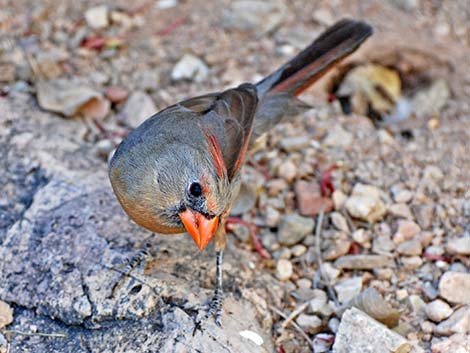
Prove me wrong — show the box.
[109,242,151,297]
[193,251,224,332]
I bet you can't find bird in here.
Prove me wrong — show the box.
[109,19,373,325]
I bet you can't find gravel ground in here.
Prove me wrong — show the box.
[1,1,469,352]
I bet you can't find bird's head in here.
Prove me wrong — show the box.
[109,141,232,251]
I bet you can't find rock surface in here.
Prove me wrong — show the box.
[333,308,422,353]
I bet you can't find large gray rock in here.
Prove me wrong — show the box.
[0,94,274,353]
[333,308,423,353]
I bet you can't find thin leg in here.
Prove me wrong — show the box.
[110,242,151,297]
[193,250,224,333]
[207,250,224,326]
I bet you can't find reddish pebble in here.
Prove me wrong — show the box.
[295,180,334,216]
[105,86,129,103]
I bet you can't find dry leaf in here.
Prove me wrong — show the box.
[37,79,107,118]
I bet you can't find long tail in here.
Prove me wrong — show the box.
[255,19,373,97]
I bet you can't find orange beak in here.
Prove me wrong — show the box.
[178,209,219,251]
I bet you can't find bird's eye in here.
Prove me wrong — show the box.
[188,182,203,197]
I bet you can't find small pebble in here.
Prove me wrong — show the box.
[328,317,340,333]
[331,212,349,232]
[374,268,394,280]
[296,278,312,289]
[94,139,114,159]
[334,255,395,270]
[434,305,470,336]
[408,295,426,314]
[308,289,327,312]
[420,321,435,334]
[332,190,347,210]
[323,240,351,261]
[0,301,13,329]
[291,244,307,257]
[392,188,413,203]
[334,276,362,303]
[279,136,310,152]
[171,54,209,82]
[277,160,297,182]
[425,299,453,322]
[439,271,470,304]
[120,91,157,128]
[422,282,439,300]
[105,86,129,103]
[446,236,470,255]
[322,262,341,280]
[394,220,421,242]
[157,0,178,9]
[345,183,386,223]
[265,206,281,227]
[352,228,371,245]
[295,182,334,215]
[396,289,409,301]
[313,333,335,353]
[312,8,335,26]
[277,214,314,246]
[278,247,292,260]
[389,203,413,219]
[296,313,323,334]
[396,239,423,256]
[267,178,288,196]
[323,125,353,148]
[85,5,109,29]
[276,259,293,281]
[401,255,423,270]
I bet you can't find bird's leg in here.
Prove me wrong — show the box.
[110,241,151,297]
[122,242,151,275]
[193,250,224,334]
[207,250,224,325]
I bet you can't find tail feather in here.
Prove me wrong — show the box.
[256,19,373,97]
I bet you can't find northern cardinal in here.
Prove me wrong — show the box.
[109,19,372,325]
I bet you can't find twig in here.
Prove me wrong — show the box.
[340,208,356,232]
[280,301,310,329]
[3,330,67,338]
[314,209,339,307]
[269,305,314,350]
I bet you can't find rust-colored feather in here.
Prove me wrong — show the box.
[202,127,227,178]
